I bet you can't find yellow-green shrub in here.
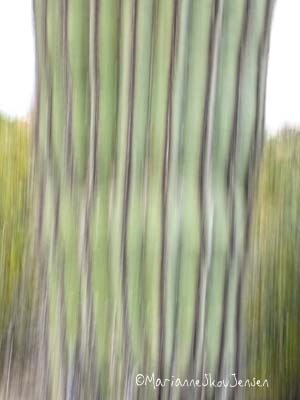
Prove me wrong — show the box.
[0,116,31,368]
[247,129,300,399]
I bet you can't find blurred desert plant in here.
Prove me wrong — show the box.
[32,0,275,398]
[0,116,32,375]
[247,128,300,399]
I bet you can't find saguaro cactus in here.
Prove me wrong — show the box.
[33,0,275,399]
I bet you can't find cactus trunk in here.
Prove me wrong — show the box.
[33,0,275,398]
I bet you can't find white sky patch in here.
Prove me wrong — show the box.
[0,0,35,118]
[266,0,300,134]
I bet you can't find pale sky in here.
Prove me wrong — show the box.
[0,0,35,118]
[266,0,300,133]
[0,0,299,134]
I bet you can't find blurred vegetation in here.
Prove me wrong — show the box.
[247,128,300,399]
[0,116,32,374]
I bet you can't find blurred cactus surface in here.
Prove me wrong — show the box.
[32,0,276,399]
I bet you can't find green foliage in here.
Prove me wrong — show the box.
[247,128,300,399]
[0,116,31,368]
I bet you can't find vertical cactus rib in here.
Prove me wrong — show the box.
[216,0,252,385]
[134,0,156,377]
[76,4,101,396]
[32,1,52,398]
[166,2,192,398]
[62,0,74,182]
[191,0,224,382]
[157,2,179,397]
[120,0,138,395]
[88,0,100,198]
